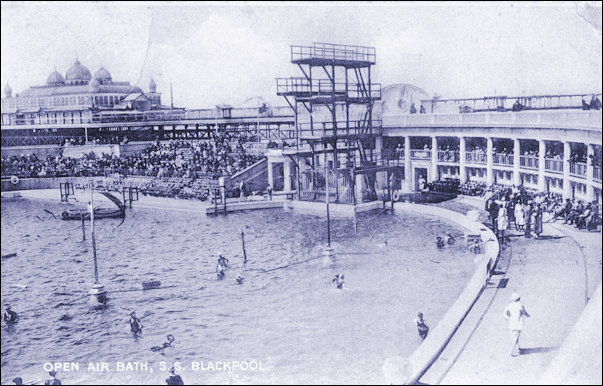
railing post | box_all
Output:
[513,138,521,186]
[563,141,572,199]
[486,137,493,186]
[538,139,546,192]
[586,143,595,201]
[459,136,466,183]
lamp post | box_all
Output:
[88,180,107,306]
[323,158,335,263]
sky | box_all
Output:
[1,1,601,109]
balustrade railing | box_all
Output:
[465,151,487,164]
[519,156,539,170]
[492,153,514,166]
[437,150,460,162]
[544,159,564,173]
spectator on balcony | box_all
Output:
[410,103,417,114]
[419,105,426,114]
[589,95,601,110]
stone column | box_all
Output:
[431,136,438,182]
[375,135,386,189]
[586,143,595,201]
[486,137,493,186]
[563,141,572,199]
[355,173,364,203]
[538,139,546,192]
[459,136,466,183]
[404,135,411,191]
[283,158,292,192]
[513,138,521,186]
[267,160,274,189]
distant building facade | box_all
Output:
[1,59,163,126]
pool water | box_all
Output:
[1,198,475,384]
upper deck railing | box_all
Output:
[422,93,602,113]
[276,78,381,100]
[298,119,382,139]
[2,106,296,128]
[383,110,602,131]
[290,43,376,65]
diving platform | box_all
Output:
[298,120,382,141]
[276,78,381,103]
[290,43,376,68]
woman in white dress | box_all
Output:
[498,205,509,246]
[514,202,525,231]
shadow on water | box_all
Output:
[519,346,557,355]
[397,192,458,204]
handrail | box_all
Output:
[383,110,602,131]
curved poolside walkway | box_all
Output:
[418,197,602,385]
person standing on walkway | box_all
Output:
[239,180,247,202]
[534,203,543,238]
[497,205,509,247]
[488,198,499,234]
[504,292,531,357]
[524,202,533,238]
[514,201,525,231]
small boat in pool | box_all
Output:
[61,192,126,220]
[61,207,124,220]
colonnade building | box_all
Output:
[267,85,602,204]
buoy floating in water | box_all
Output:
[142,280,161,290]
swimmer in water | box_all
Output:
[129,311,143,334]
[416,312,429,340]
[12,377,23,385]
[151,334,175,352]
[217,254,230,269]
[469,240,481,254]
[3,305,18,323]
[44,371,62,385]
[236,275,244,284]
[436,236,445,249]
[165,366,184,385]
[333,274,344,289]
[445,232,456,245]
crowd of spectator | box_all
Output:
[2,134,263,181]
[581,95,602,111]
[61,135,129,147]
[486,185,600,232]
[427,178,460,194]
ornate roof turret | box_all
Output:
[4,82,13,98]
[47,70,65,86]
[149,77,157,93]
[93,66,112,84]
[65,59,92,85]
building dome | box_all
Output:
[93,66,112,84]
[4,83,12,98]
[65,59,92,84]
[47,70,65,86]
[149,77,157,93]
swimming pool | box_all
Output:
[1,198,475,384]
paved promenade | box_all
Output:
[419,197,602,385]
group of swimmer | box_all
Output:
[436,232,456,249]
[332,274,344,289]
[10,371,61,385]
[216,253,244,284]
